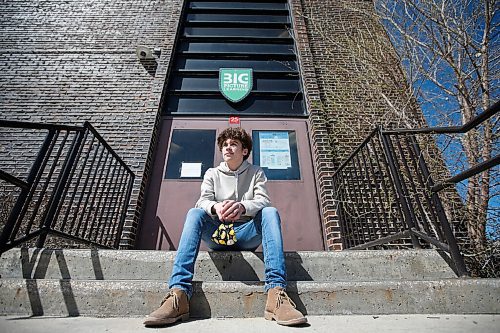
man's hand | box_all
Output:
[214,200,245,222]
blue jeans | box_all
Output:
[169,207,287,298]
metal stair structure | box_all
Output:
[0,248,498,317]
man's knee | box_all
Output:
[185,208,207,226]
[187,207,205,216]
[262,206,279,217]
[261,207,281,224]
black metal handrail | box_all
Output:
[332,101,499,277]
[0,120,135,254]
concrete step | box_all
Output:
[0,278,498,317]
[0,248,457,281]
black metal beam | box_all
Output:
[431,154,500,192]
[0,169,28,190]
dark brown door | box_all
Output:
[136,117,325,251]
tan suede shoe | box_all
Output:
[143,288,189,326]
[264,287,307,326]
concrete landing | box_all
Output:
[0,315,498,333]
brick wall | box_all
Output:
[1,0,445,251]
[291,0,430,249]
[0,0,183,248]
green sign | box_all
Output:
[219,68,253,103]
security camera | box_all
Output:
[136,46,155,60]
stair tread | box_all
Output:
[0,248,458,281]
[1,248,498,317]
[1,277,498,317]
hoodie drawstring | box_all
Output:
[235,171,239,200]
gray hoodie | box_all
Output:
[195,160,271,221]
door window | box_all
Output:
[251,130,300,180]
[164,129,216,179]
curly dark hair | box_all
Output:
[217,127,252,160]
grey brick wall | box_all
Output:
[0,0,183,248]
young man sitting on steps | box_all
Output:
[143,127,307,327]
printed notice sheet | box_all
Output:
[180,162,202,178]
[259,132,291,169]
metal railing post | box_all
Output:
[379,129,421,247]
[408,135,469,276]
[36,129,85,248]
[0,130,56,251]
[113,172,134,249]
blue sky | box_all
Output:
[379,0,499,240]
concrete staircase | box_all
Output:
[0,248,498,317]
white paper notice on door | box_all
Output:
[180,162,202,178]
[259,132,291,169]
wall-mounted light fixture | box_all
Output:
[136,46,161,76]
